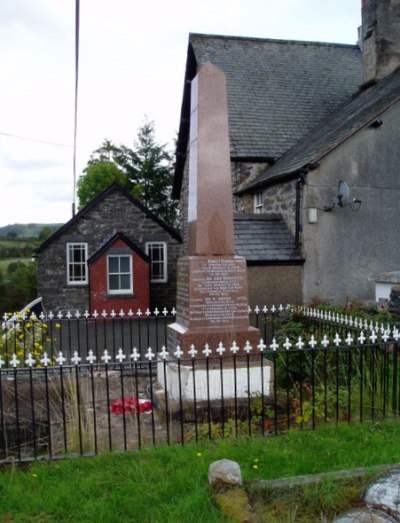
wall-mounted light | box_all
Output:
[308,208,318,223]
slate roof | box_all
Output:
[173,33,362,198]
[234,214,304,264]
[36,183,181,253]
[237,68,400,193]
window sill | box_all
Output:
[106,294,135,299]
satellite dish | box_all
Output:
[336,180,350,207]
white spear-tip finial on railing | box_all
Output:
[40,352,51,367]
[258,339,267,352]
[244,340,252,353]
[369,331,378,344]
[309,335,317,349]
[146,347,155,361]
[130,347,140,362]
[216,342,226,356]
[270,338,279,351]
[358,331,366,344]
[333,333,342,347]
[174,345,183,359]
[101,350,112,364]
[230,341,239,354]
[56,352,66,366]
[25,353,35,367]
[86,350,96,364]
[159,346,169,359]
[345,333,353,346]
[203,344,212,357]
[71,351,81,365]
[283,338,292,351]
[321,335,330,348]
[188,344,197,358]
[116,348,126,363]
[11,353,20,367]
[295,337,305,350]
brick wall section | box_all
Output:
[89,238,150,314]
[37,188,181,313]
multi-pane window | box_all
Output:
[107,255,133,294]
[254,191,264,213]
[67,243,88,285]
[146,242,167,282]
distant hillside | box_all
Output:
[0,223,63,239]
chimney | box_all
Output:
[361,0,400,83]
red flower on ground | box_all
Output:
[110,397,152,415]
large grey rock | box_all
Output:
[363,470,400,518]
[208,459,243,486]
[333,508,397,522]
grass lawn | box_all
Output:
[0,419,400,522]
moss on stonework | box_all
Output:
[213,486,259,523]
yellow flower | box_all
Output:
[253,465,258,469]
[196,452,202,457]
[56,323,61,329]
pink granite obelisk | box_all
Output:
[168,62,260,355]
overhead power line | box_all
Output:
[0,131,74,149]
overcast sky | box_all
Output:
[0,0,362,227]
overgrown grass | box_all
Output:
[1,419,400,522]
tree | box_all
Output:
[131,119,177,227]
[38,226,53,242]
[77,161,128,210]
[77,120,179,228]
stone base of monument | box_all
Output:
[156,354,273,406]
[167,322,262,357]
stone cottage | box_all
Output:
[36,183,181,313]
[174,0,400,306]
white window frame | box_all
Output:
[146,242,167,283]
[107,255,133,295]
[66,242,88,285]
[254,191,264,214]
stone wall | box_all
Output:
[242,179,297,237]
[247,265,302,308]
[37,189,181,313]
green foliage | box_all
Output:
[77,160,128,209]
[77,118,179,228]
[38,226,53,242]
[0,223,62,239]
[0,262,37,314]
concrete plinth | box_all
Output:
[157,355,272,402]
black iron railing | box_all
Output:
[1,326,399,463]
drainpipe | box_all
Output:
[295,173,306,249]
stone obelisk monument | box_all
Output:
[168,62,260,355]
